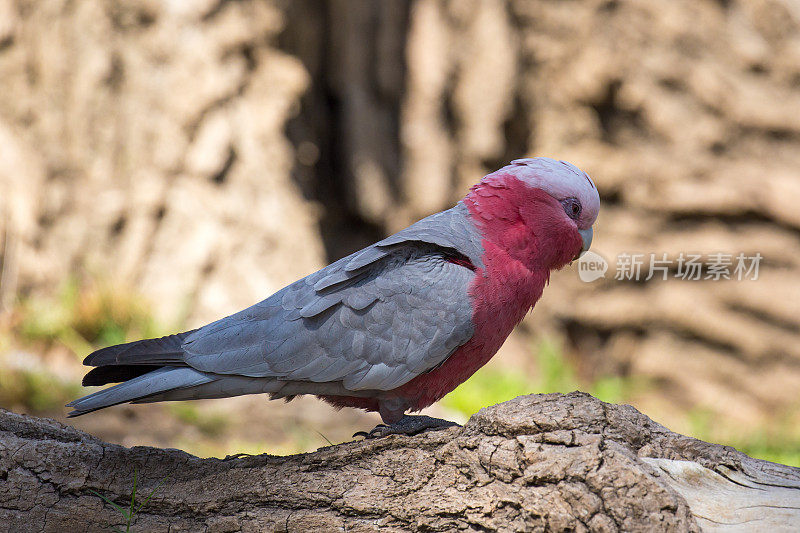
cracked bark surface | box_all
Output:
[2,392,799,532]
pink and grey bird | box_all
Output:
[68,158,600,437]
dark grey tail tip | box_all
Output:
[64,400,81,417]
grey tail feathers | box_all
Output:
[82,330,196,367]
[66,366,214,417]
[80,330,197,386]
[68,329,200,416]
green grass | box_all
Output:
[534,339,577,393]
[442,338,638,416]
[15,278,163,355]
[0,278,166,413]
[0,366,82,412]
[735,440,800,467]
[441,368,532,416]
[686,406,800,467]
[90,468,168,532]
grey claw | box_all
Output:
[354,416,459,440]
[353,424,389,439]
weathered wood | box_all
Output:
[642,458,800,532]
[1,392,798,532]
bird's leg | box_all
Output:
[353,398,460,439]
[353,415,460,439]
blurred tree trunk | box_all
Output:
[2,393,799,532]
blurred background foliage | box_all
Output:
[1,0,799,464]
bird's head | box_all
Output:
[464,157,600,271]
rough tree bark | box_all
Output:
[1,392,799,532]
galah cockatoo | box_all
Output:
[68,157,599,437]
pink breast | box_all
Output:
[396,246,549,409]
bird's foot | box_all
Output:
[353,415,460,439]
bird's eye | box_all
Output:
[561,198,582,220]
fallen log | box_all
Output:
[1,392,799,531]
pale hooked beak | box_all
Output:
[578,227,593,256]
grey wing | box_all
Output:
[377,203,483,268]
[181,249,476,392]
[312,202,484,292]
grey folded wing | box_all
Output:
[182,246,477,392]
